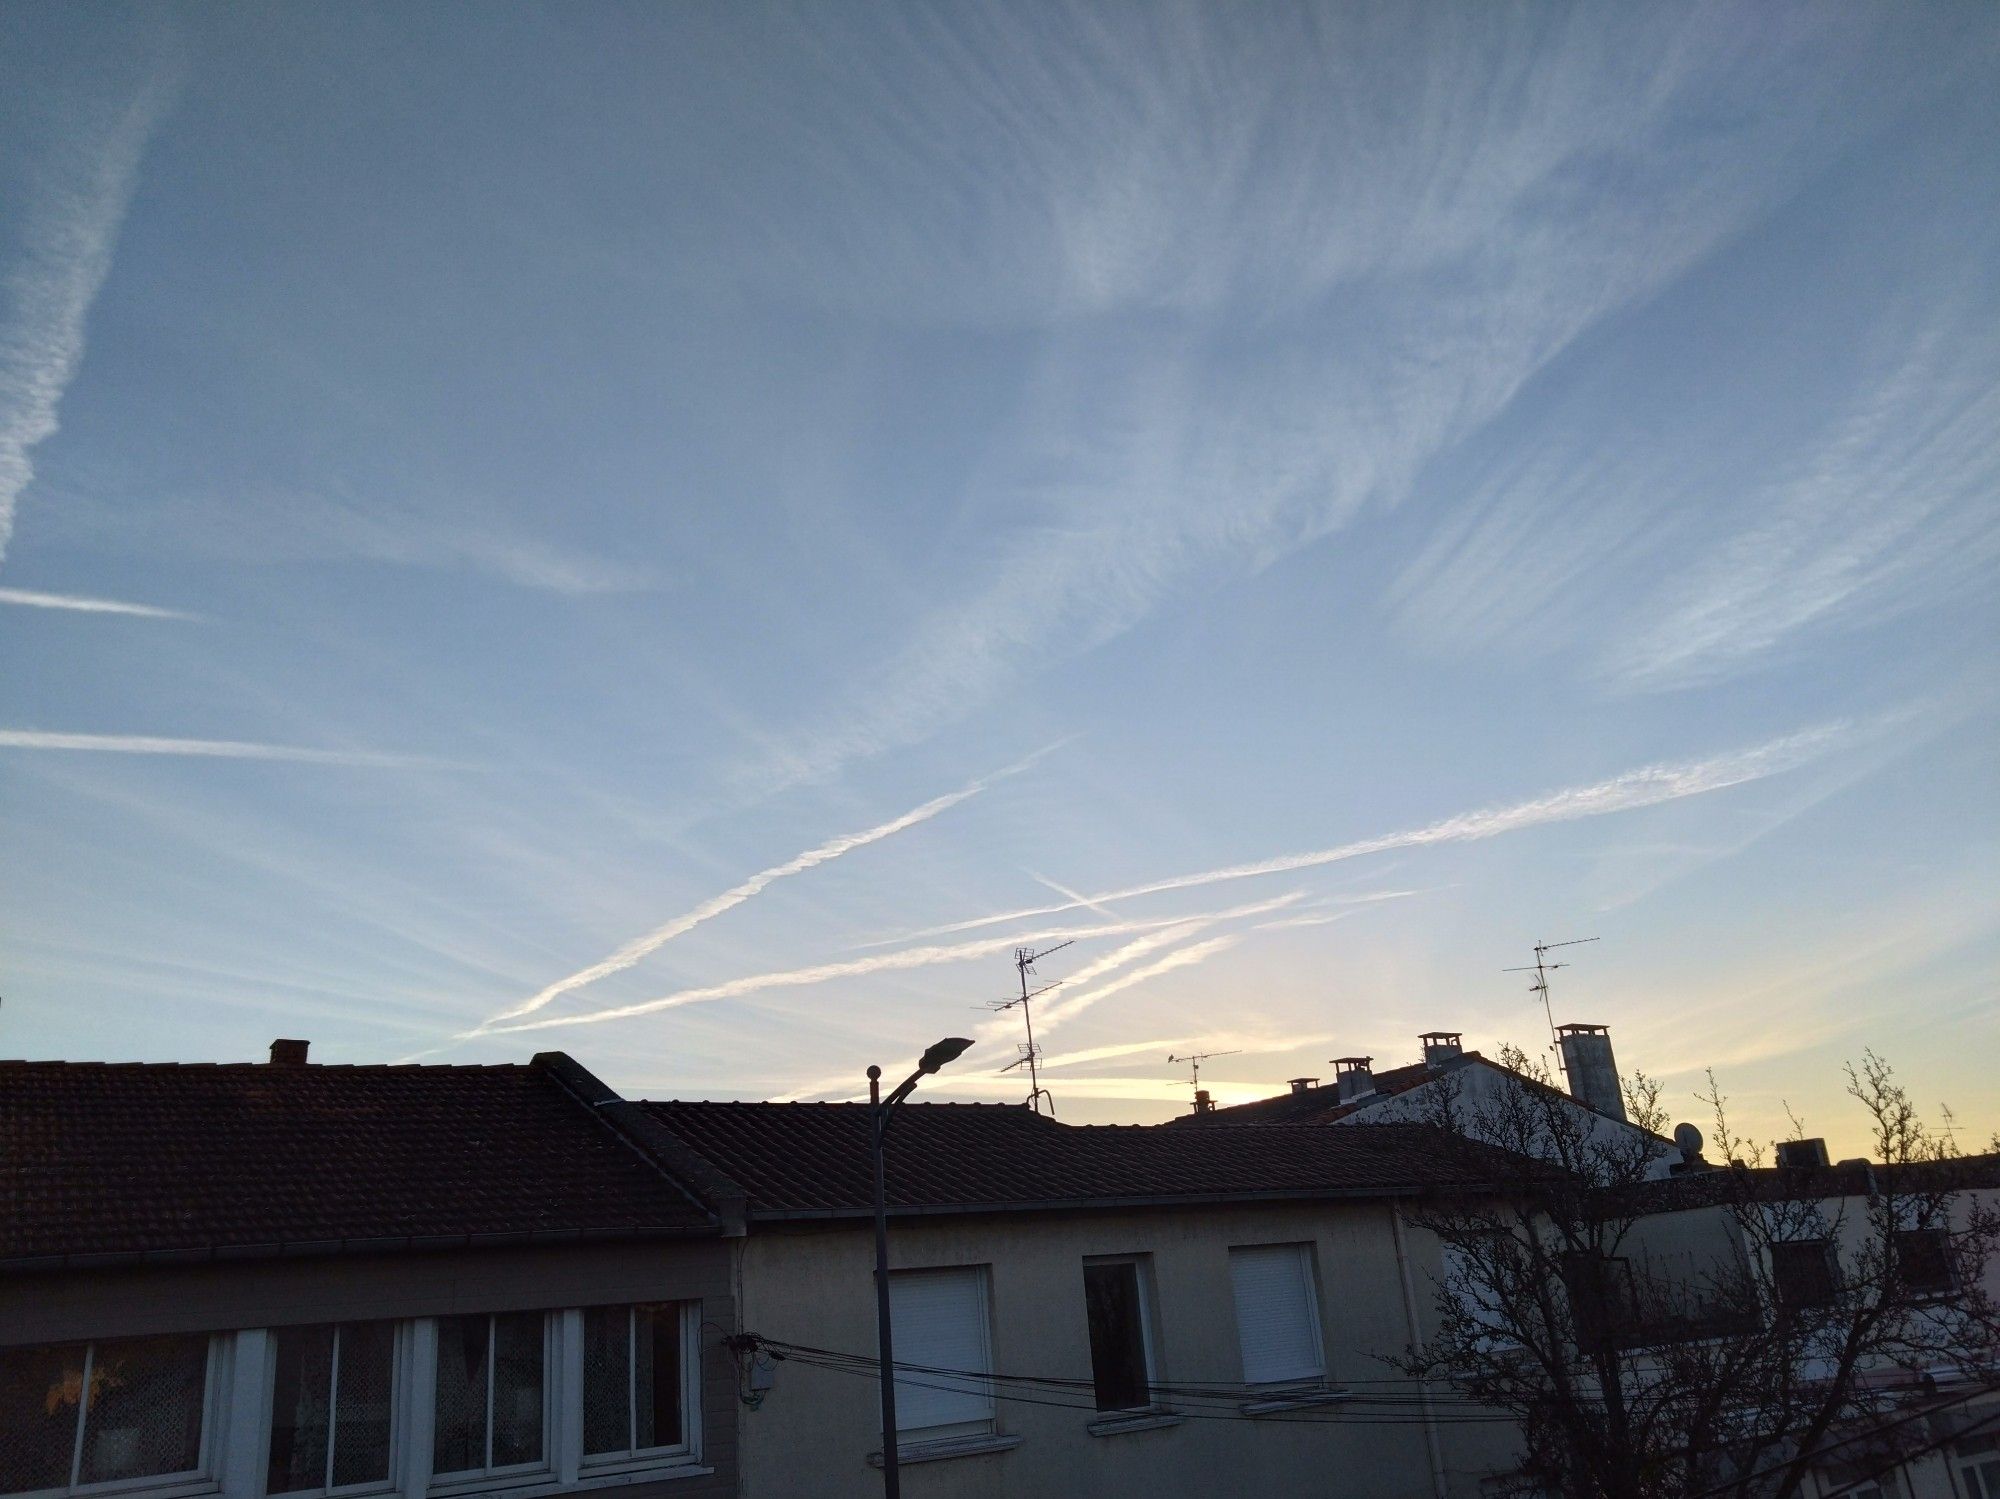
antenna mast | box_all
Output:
[1504,937,1599,1056]
[989,942,1071,1117]
[1167,1049,1241,1098]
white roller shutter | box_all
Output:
[887,1266,994,1435]
[1229,1243,1325,1386]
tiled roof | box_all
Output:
[0,1057,715,1267]
[1167,1058,1444,1126]
[641,1100,1498,1218]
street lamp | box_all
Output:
[869,1036,973,1499]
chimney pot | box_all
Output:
[1287,1076,1319,1096]
[1192,1088,1214,1116]
[269,1038,310,1066]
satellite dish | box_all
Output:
[1673,1122,1704,1157]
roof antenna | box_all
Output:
[1167,1049,1240,1099]
[989,942,1070,1117]
[1504,937,1599,1058]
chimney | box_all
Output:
[1287,1076,1320,1096]
[1775,1138,1830,1171]
[1332,1056,1374,1104]
[1420,1031,1463,1067]
[1554,1024,1625,1122]
[1192,1089,1214,1116]
[269,1038,311,1066]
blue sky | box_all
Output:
[2,2,1995,1154]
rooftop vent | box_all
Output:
[269,1038,310,1066]
[1288,1077,1320,1096]
[1775,1138,1831,1171]
[1332,1056,1374,1104]
[1420,1031,1463,1067]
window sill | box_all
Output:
[430,1465,714,1498]
[1087,1408,1182,1437]
[866,1433,1023,1468]
[1240,1387,1351,1416]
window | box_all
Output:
[267,1323,396,1495]
[431,1313,546,1480]
[1441,1243,1519,1351]
[1960,1431,2000,1499]
[0,1335,215,1497]
[1081,1258,1155,1412]
[1228,1243,1325,1387]
[1769,1240,1838,1312]
[1893,1229,1954,1297]
[581,1305,690,1463]
[1559,1252,1640,1352]
[886,1267,994,1440]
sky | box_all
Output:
[2,1,1996,1157]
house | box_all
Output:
[0,1043,743,1499]
[1174,1026,1686,1180]
[639,1097,1523,1499]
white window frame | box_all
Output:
[1,1334,231,1499]
[886,1266,997,1444]
[573,1304,701,1476]
[1080,1255,1160,1413]
[420,1313,555,1495]
[1228,1242,1328,1391]
[260,1322,406,1499]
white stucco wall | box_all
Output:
[732,1200,1519,1499]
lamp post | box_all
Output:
[870,1036,973,1499]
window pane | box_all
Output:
[330,1323,395,1489]
[1895,1230,1953,1295]
[78,1335,207,1484]
[431,1316,490,1475]
[0,1344,85,1494]
[1772,1241,1837,1310]
[489,1314,544,1468]
[581,1308,630,1456]
[267,1326,336,1494]
[633,1305,682,1450]
[1082,1263,1150,1411]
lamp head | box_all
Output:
[918,1037,975,1075]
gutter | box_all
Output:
[743,1181,1496,1223]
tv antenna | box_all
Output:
[1505,937,1599,1055]
[987,941,1070,1117]
[1167,1049,1240,1097]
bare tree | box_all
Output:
[1394,1048,2000,1499]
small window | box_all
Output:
[431,1313,547,1479]
[886,1267,995,1441]
[581,1304,691,1462]
[268,1322,397,1494]
[1228,1243,1325,1387]
[1441,1242,1519,1351]
[1081,1257,1155,1412]
[1893,1229,1954,1297]
[0,1335,214,1496]
[1769,1240,1838,1312]
[1960,1435,2000,1499]
[1560,1252,1639,1352]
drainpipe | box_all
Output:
[1391,1203,1449,1499]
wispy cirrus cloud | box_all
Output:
[476,742,1066,1032]
[0,69,173,561]
[0,586,191,619]
[0,729,435,766]
[887,725,1849,943]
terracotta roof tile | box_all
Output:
[0,1059,713,1265]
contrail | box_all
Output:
[482,893,1303,1037]
[0,587,191,619]
[477,743,1067,1032]
[882,725,1848,942]
[1034,934,1243,1034]
[0,729,432,765]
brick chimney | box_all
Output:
[269,1038,311,1066]
[1332,1056,1374,1104]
